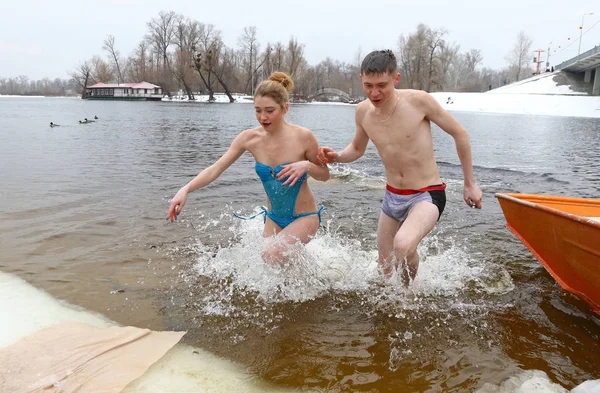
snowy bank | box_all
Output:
[433,92,600,118]
[488,72,587,96]
[162,92,252,103]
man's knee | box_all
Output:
[393,236,418,259]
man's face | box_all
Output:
[360,72,400,108]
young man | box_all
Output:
[318,50,482,285]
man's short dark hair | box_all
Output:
[360,50,398,75]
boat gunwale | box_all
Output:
[495,193,600,229]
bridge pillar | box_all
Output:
[594,66,600,96]
[584,70,592,83]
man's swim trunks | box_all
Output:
[381,183,446,222]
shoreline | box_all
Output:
[2,91,599,118]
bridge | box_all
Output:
[556,45,600,95]
[310,87,352,103]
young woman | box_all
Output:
[167,72,329,265]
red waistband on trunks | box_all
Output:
[386,182,447,195]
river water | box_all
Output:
[1,97,599,392]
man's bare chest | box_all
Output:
[363,112,425,146]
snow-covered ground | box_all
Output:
[432,71,599,118]
[488,71,586,95]
[162,92,252,103]
[432,92,600,118]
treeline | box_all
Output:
[396,24,533,92]
[0,76,78,96]
[4,11,534,98]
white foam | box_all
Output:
[192,216,513,310]
[328,164,386,189]
[475,370,600,393]
[0,271,295,392]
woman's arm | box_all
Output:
[304,131,330,181]
[277,129,330,186]
[167,131,248,221]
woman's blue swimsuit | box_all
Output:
[234,162,325,229]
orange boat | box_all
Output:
[496,193,600,315]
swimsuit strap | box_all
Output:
[294,206,327,223]
[233,206,268,223]
[234,205,327,225]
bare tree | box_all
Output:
[506,31,533,82]
[103,35,125,84]
[193,23,225,100]
[438,42,460,90]
[426,28,447,92]
[397,25,430,90]
[465,49,483,72]
[146,10,178,93]
[272,42,285,71]
[206,47,235,102]
[351,45,363,97]
[90,56,115,83]
[172,16,201,99]
[238,26,260,94]
[128,41,151,82]
[70,61,93,98]
[286,36,305,77]
[192,51,214,101]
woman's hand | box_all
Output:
[167,188,188,221]
[277,161,311,187]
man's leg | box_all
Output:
[377,211,401,277]
[393,201,439,285]
[262,215,320,266]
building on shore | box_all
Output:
[85,82,162,101]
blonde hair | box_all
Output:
[254,72,294,108]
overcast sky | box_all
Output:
[1,0,599,80]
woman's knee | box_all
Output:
[261,244,285,266]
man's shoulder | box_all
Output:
[399,89,436,112]
[355,99,370,116]
[399,89,430,101]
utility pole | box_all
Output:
[578,13,594,60]
[546,42,552,71]
[534,49,545,74]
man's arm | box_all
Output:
[320,104,370,164]
[420,92,483,208]
[304,131,331,181]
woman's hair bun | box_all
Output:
[269,72,294,92]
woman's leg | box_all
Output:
[261,215,320,265]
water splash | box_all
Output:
[187,211,514,314]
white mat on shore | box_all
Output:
[0,321,185,393]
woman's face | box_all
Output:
[254,95,288,131]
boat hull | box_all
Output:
[496,193,600,315]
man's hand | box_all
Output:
[464,184,483,209]
[317,147,339,165]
